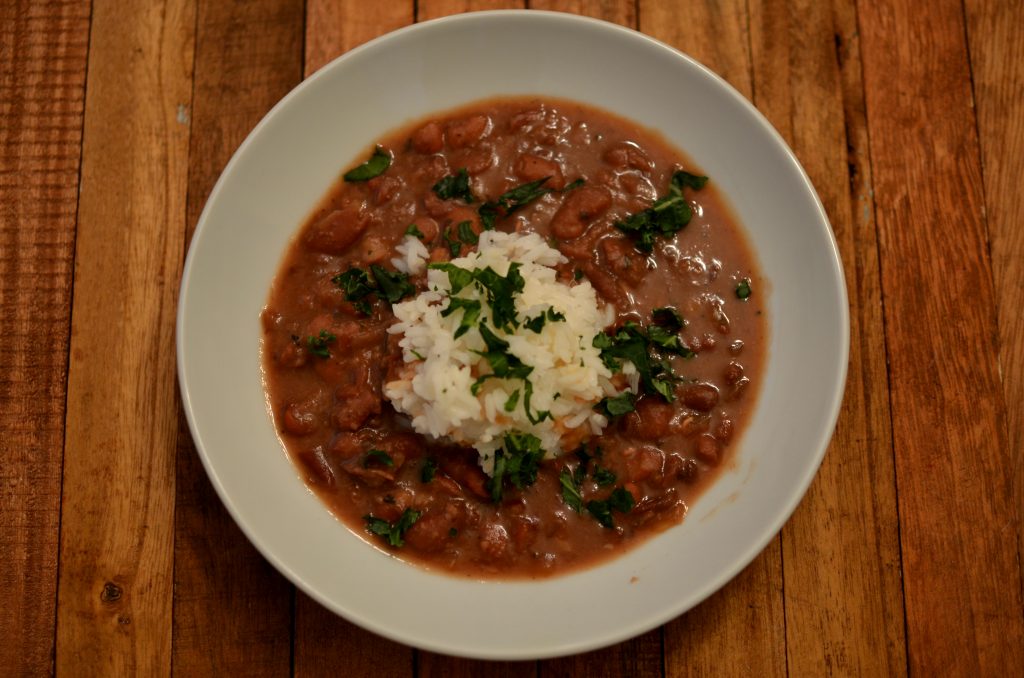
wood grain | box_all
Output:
[295,3,417,675]
[529,0,635,25]
[963,0,1024,608]
[641,5,786,676]
[171,1,303,675]
[747,0,907,673]
[417,0,525,21]
[53,0,196,674]
[418,652,536,678]
[858,0,1024,673]
[0,0,90,674]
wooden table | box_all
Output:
[3,0,1022,675]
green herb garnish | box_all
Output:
[522,379,552,424]
[473,263,524,331]
[478,177,551,229]
[586,487,635,528]
[440,297,481,339]
[595,391,636,417]
[559,468,584,513]
[405,223,425,239]
[370,265,415,304]
[471,324,534,395]
[363,509,421,547]
[433,168,475,203]
[332,268,375,314]
[306,329,336,358]
[343,145,391,182]
[592,466,617,488]
[488,432,545,502]
[442,226,462,257]
[652,306,685,332]
[614,170,708,252]
[504,389,521,412]
[524,307,566,333]
[421,458,438,483]
[456,220,478,245]
[427,262,473,294]
[363,449,394,468]
[562,178,585,192]
[736,278,752,300]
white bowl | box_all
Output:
[177,10,848,660]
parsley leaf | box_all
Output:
[471,324,533,395]
[433,168,475,203]
[363,508,421,547]
[363,449,393,468]
[370,265,415,304]
[489,432,545,502]
[421,458,438,483]
[456,220,478,245]
[427,262,473,294]
[614,170,708,252]
[473,264,524,331]
[586,487,635,528]
[560,468,584,512]
[478,177,551,229]
[405,223,425,239]
[647,324,691,356]
[524,306,566,333]
[595,391,636,417]
[343,145,391,182]
[522,379,552,424]
[306,329,335,358]
[504,389,521,412]
[440,297,481,339]
[562,178,585,192]
[592,466,617,487]
[652,306,685,333]
[736,277,752,300]
[332,268,375,315]
[442,226,462,257]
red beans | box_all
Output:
[304,203,370,254]
[623,396,675,440]
[515,153,565,189]
[282,403,318,436]
[446,114,489,149]
[411,121,444,153]
[551,186,611,239]
[695,434,721,465]
[681,383,720,412]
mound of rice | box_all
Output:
[384,230,633,474]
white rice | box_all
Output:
[384,230,632,474]
[391,234,429,275]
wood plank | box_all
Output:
[0,0,90,673]
[417,0,525,21]
[858,0,1024,673]
[171,1,303,675]
[746,0,908,674]
[418,652,536,678]
[529,0,635,26]
[305,1,412,77]
[295,3,416,675]
[640,5,786,676]
[54,0,196,674]
[963,0,1024,606]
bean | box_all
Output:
[446,114,489,149]
[411,121,444,153]
[515,153,565,189]
[682,383,720,412]
[551,186,611,239]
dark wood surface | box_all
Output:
[2,1,1021,675]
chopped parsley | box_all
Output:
[404,223,426,239]
[440,297,481,339]
[559,468,584,513]
[614,170,708,252]
[343,145,391,182]
[594,314,695,401]
[521,380,552,424]
[595,391,636,417]
[592,466,617,487]
[524,307,566,333]
[363,449,393,468]
[433,168,475,203]
[586,487,635,528]
[736,277,752,300]
[562,178,585,192]
[478,177,552,230]
[504,389,521,412]
[488,432,545,502]
[364,509,420,547]
[652,306,685,332]
[473,264,524,331]
[442,226,462,257]
[306,329,335,358]
[457,220,478,245]
[573,268,585,281]
[420,458,438,483]
[471,324,534,395]
[331,265,414,314]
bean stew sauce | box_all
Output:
[261,98,766,578]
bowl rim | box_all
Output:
[177,8,849,659]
